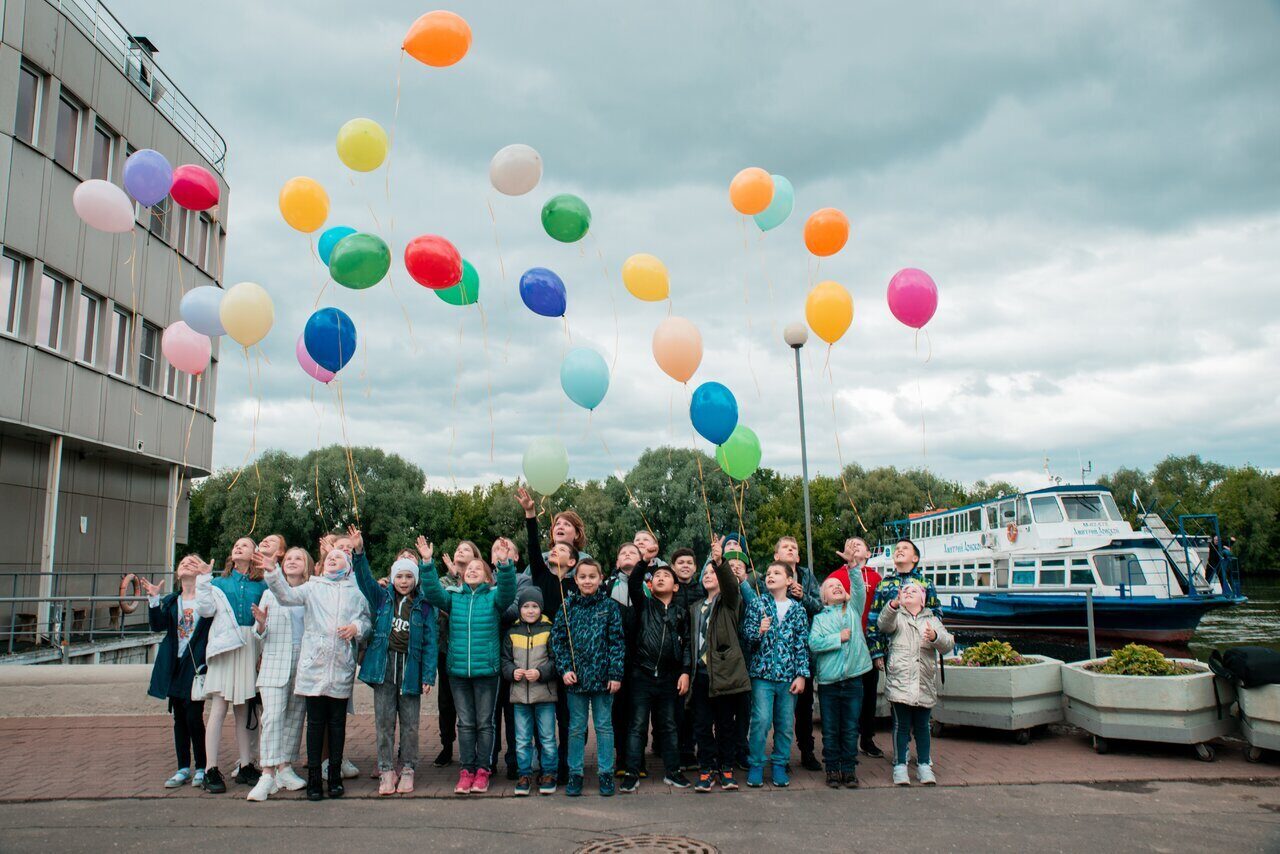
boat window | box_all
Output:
[975,570,992,586]
[1070,558,1096,585]
[1000,500,1015,524]
[1062,495,1107,521]
[986,505,998,529]
[1031,497,1064,523]
[957,513,967,533]
[969,508,983,530]
[1093,553,1138,586]
[962,572,975,586]
[1039,558,1065,585]
[1101,493,1123,521]
[1016,497,1032,526]
[949,572,961,586]
[945,516,954,535]
[1012,560,1036,586]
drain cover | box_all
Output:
[576,835,718,854]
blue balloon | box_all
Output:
[122,148,173,207]
[690,381,739,446]
[179,285,225,337]
[560,347,610,411]
[519,267,567,318]
[303,307,357,373]
[318,226,357,266]
[754,175,794,232]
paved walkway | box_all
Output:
[1,712,1277,802]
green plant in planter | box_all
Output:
[1087,643,1196,676]
[957,640,1030,667]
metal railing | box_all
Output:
[2,572,160,656]
[51,0,227,171]
[946,588,1098,659]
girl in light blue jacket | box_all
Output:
[808,575,872,788]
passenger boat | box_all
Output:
[868,485,1245,644]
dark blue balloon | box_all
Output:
[303,307,357,373]
[690,381,739,446]
[519,267,567,318]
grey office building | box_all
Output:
[0,0,228,661]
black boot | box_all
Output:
[433,744,453,767]
[327,761,345,798]
[306,766,324,802]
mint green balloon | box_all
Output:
[435,259,479,306]
[523,437,569,495]
[715,424,762,480]
[329,232,390,289]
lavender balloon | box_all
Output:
[123,149,174,207]
[179,286,226,337]
[295,333,335,384]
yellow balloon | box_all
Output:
[622,253,670,302]
[279,177,329,233]
[336,118,389,172]
[805,280,854,345]
[219,282,274,347]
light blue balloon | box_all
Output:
[753,174,794,232]
[318,226,357,266]
[560,346,610,411]
[179,286,226,337]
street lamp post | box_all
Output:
[784,322,815,573]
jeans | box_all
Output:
[373,680,421,771]
[514,702,558,777]
[794,673,815,754]
[748,679,796,769]
[859,666,880,745]
[818,678,863,773]
[691,672,741,772]
[891,702,932,766]
[451,674,499,772]
[170,697,206,770]
[567,691,614,777]
[305,695,349,775]
[626,670,680,776]
[611,676,633,768]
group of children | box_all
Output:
[146,486,954,801]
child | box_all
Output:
[877,581,953,786]
[144,554,212,789]
[809,575,872,789]
[246,546,313,801]
[431,539,478,768]
[264,545,371,801]
[420,537,518,795]
[828,536,885,758]
[502,588,559,796]
[195,536,268,794]
[356,540,438,796]
[633,530,667,567]
[742,561,810,788]
[668,547,702,769]
[619,555,691,793]
[608,542,643,607]
[773,535,823,771]
[550,559,625,797]
[490,538,521,781]
[607,541,642,771]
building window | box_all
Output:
[196,214,211,269]
[54,93,82,171]
[138,321,159,389]
[186,370,200,406]
[37,272,67,350]
[0,253,24,335]
[91,122,116,181]
[15,64,42,145]
[76,289,102,365]
[173,208,188,255]
[164,363,186,399]
[109,307,130,376]
[148,196,170,241]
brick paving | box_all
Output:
[1,713,1277,802]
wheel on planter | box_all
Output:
[1014,729,1032,746]
[930,720,944,738]
[1194,742,1215,762]
[1093,736,1109,755]
[1246,745,1264,764]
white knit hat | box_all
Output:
[390,558,420,587]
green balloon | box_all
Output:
[328,233,391,289]
[523,437,569,495]
[716,425,762,481]
[541,193,591,243]
[435,259,480,306]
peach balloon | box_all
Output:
[652,316,703,384]
[729,167,774,215]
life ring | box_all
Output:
[119,573,143,614]
[1006,523,1019,544]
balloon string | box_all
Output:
[595,427,657,540]
[166,374,201,554]
[684,385,714,541]
[476,302,496,461]
[308,385,332,530]
[728,476,761,592]
[126,229,143,418]
[914,328,934,364]
[334,380,362,524]
[486,197,511,363]
[226,346,259,493]
[826,360,868,533]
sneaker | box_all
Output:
[619,772,639,793]
[566,774,584,797]
[514,775,532,797]
[164,768,191,788]
[454,769,474,794]
[637,767,648,779]
[861,741,885,759]
[916,762,936,786]
[695,772,714,793]
[471,768,491,794]
[844,771,860,789]
[799,752,822,772]
[233,763,262,786]
[378,770,398,796]
[276,766,307,792]
[341,758,359,779]
[825,770,842,789]
[599,773,615,797]
[538,773,557,795]
[505,764,519,781]
[396,768,415,794]
[746,766,764,788]
[664,771,692,789]
[720,769,738,791]
[893,764,910,786]
[433,745,454,767]
[247,773,278,802]
[191,769,206,788]
[771,764,790,788]
[202,767,227,794]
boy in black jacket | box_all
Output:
[669,547,702,769]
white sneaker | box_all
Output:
[892,764,910,786]
[246,773,278,802]
[916,763,936,786]
[192,769,206,787]
[341,758,359,779]
[164,768,191,788]
[276,766,307,791]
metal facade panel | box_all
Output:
[43,165,82,278]
[100,376,132,448]
[0,44,20,135]
[25,348,69,431]
[0,336,29,420]
[53,17,92,100]
[131,390,159,459]
[19,0,54,73]
[66,365,103,439]
[4,141,44,254]
[92,52,127,133]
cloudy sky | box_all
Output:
[117,0,1279,492]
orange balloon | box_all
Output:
[403,11,472,68]
[652,316,703,384]
[729,167,774,215]
[804,208,850,257]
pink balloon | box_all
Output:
[170,164,220,211]
[161,321,211,375]
[73,179,135,233]
[296,333,335,384]
[887,268,938,329]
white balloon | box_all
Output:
[489,144,543,196]
[180,286,226,337]
[73,180,135,234]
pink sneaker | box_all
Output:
[471,768,491,794]
[378,770,398,796]
[454,769,474,794]
[396,768,415,794]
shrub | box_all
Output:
[1086,643,1196,676]
[956,640,1032,667]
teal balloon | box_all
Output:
[523,437,569,495]
[541,193,591,243]
[715,425,762,480]
[753,175,794,232]
[560,346,609,411]
[435,259,480,306]
[329,233,390,289]
[318,225,356,265]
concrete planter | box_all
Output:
[1238,684,1280,761]
[933,656,1064,743]
[1062,658,1236,761]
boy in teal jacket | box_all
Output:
[809,574,872,789]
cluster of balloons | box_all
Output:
[161,281,276,382]
[73,149,219,234]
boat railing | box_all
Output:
[1122,557,1177,599]
[0,571,159,660]
[947,588,1100,659]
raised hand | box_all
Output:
[346,525,364,554]
[250,552,270,573]
[442,553,457,578]
[336,623,359,641]
[139,576,166,598]
[252,602,269,632]
[758,615,772,636]
[836,537,858,564]
[318,534,336,559]
[515,486,536,518]
[787,579,804,599]
[415,535,434,562]
[710,535,724,564]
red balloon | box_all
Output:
[404,235,462,290]
[170,164,219,211]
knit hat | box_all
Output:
[723,532,748,558]
[518,587,545,609]
[390,558,419,587]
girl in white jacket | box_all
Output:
[265,546,371,801]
